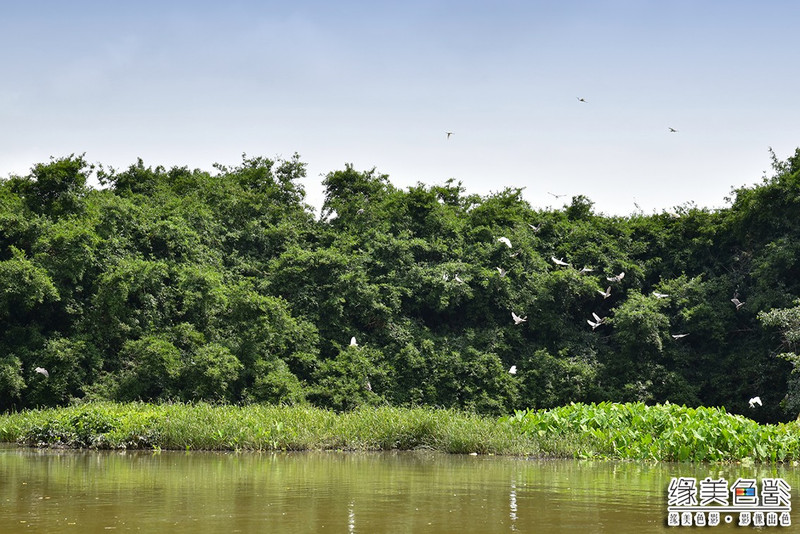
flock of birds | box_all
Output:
[340,209,761,408]
[494,233,756,406]
[359,208,758,407]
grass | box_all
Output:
[0,402,542,455]
[2,401,799,462]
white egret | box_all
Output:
[508,365,517,375]
[498,237,512,248]
[350,337,358,347]
[731,298,745,310]
[598,286,612,299]
[551,256,570,267]
[587,312,606,330]
[548,192,565,199]
[443,273,449,281]
[34,367,49,378]
[671,333,689,339]
[579,266,594,274]
[607,272,625,283]
[511,312,527,325]
[496,267,507,277]
[454,274,465,283]
[749,396,762,408]
[653,292,669,298]
[528,223,541,232]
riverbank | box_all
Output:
[1,401,799,462]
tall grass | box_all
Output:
[0,402,541,455]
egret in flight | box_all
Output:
[498,237,512,248]
[598,286,612,299]
[749,396,762,408]
[511,312,527,325]
[508,365,517,375]
[731,298,745,310]
[671,333,689,339]
[587,312,606,330]
[35,367,49,378]
[607,272,625,283]
[496,267,507,277]
[551,256,570,267]
[653,292,669,299]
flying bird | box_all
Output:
[671,333,689,339]
[35,367,49,378]
[496,267,507,277]
[653,292,670,299]
[731,298,745,310]
[511,312,527,325]
[454,274,465,283]
[579,266,594,274]
[749,396,762,408]
[508,365,517,375]
[577,97,587,103]
[350,337,358,347]
[442,273,449,281]
[668,127,678,133]
[548,192,566,199]
[598,286,612,299]
[528,223,541,232]
[446,131,454,139]
[497,236,512,248]
[587,312,606,330]
[551,256,570,267]
[607,272,625,283]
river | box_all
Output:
[1,445,796,532]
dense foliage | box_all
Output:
[2,150,800,421]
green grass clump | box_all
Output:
[501,401,800,462]
[0,402,542,454]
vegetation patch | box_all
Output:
[502,401,800,462]
[2,401,800,463]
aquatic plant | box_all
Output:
[501,401,800,462]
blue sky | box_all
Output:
[2,1,799,215]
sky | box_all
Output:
[2,0,799,216]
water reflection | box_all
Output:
[0,445,796,533]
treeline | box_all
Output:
[1,150,800,421]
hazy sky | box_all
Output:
[2,1,799,216]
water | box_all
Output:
[1,444,797,533]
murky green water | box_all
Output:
[0,444,796,532]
